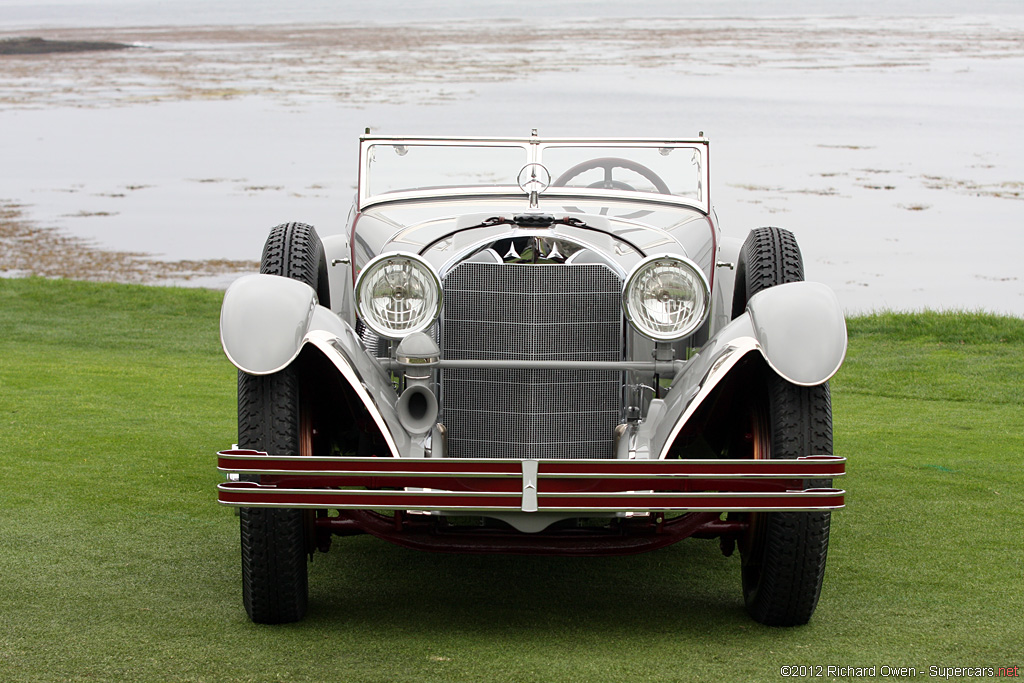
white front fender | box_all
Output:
[645,280,846,460]
[746,281,847,386]
[220,273,408,458]
[220,273,329,375]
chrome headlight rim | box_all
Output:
[622,254,711,341]
[354,251,442,340]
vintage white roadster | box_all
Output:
[217,132,847,626]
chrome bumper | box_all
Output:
[217,450,845,513]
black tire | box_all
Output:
[734,227,833,627]
[732,225,803,320]
[260,222,330,309]
[237,222,326,624]
[238,368,309,624]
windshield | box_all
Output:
[359,137,709,213]
[365,143,525,198]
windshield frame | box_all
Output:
[357,135,711,214]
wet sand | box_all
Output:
[2,19,1022,109]
[0,202,255,286]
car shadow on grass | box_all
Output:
[303,534,748,633]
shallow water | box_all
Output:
[1,14,1022,313]
[4,0,1023,29]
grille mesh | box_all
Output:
[441,262,622,459]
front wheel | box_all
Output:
[733,226,833,626]
[237,222,327,624]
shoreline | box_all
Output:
[2,201,1018,318]
[0,202,255,288]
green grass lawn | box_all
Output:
[1,278,1021,682]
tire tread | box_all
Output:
[736,226,833,627]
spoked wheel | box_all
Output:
[237,222,328,624]
[733,226,834,626]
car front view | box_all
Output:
[217,133,848,626]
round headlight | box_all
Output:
[623,255,710,341]
[355,252,442,339]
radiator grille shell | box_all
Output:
[441,262,622,459]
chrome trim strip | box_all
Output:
[219,468,523,478]
[535,472,843,480]
[217,452,845,479]
[535,489,846,513]
[537,490,843,499]
[217,482,845,512]
[364,187,707,214]
[218,483,520,510]
[362,135,709,143]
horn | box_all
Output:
[396,384,438,435]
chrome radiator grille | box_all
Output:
[441,262,622,459]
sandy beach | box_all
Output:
[2,16,1022,312]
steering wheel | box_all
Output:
[552,157,671,195]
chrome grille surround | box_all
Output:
[441,262,622,459]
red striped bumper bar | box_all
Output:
[217,450,845,513]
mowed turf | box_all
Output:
[1,278,1021,682]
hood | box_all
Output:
[352,198,715,280]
